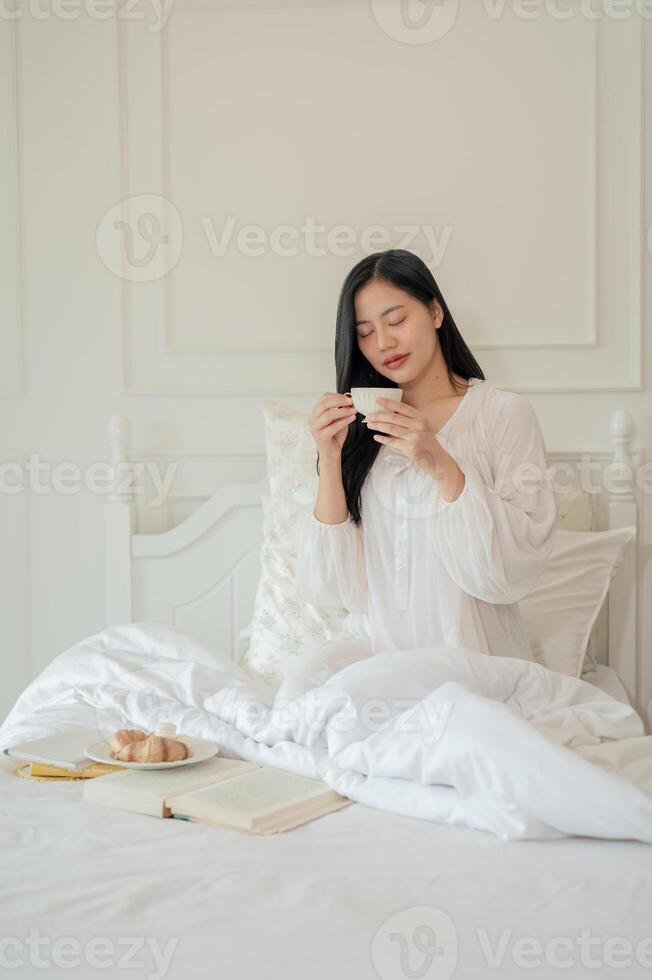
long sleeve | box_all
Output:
[431,390,557,604]
[294,508,368,612]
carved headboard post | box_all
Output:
[105,413,135,626]
[607,410,638,717]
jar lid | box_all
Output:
[153,722,177,737]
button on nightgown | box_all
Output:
[294,378,558,661]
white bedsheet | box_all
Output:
[2,749,652,980]
[3,624,652,980]
[2,624,652,845]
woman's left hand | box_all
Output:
[363,397,445,477]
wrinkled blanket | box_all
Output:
[1,624,651,844]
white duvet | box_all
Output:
[1,623,652,844]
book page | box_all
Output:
[83,757,261,817]
[169,767,332,822]
[103,757,259,797]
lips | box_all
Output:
[384,353,409,368]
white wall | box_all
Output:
[1,0,650,723]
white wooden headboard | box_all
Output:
[105,412,269,664]
[105,410,643,722]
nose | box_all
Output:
[375,325,396,351]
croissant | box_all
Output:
[114,734,190,763]
[108,728,148,755]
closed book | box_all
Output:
[167,766,352,834]
[83,757,260,818]
[5,729,104,770]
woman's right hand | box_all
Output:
[308,392,357,458]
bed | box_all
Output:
[1,407,651,980]
[102,407,645,721]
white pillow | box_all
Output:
[551,487,601,672]
[518,526,636,677]
[553,488,595,533]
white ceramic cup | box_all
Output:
[153,722,178,737]
[350,387,404,417]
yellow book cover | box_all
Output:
[28,761,122,779]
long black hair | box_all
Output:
[318,248,484,526]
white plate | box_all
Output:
[85,736,220,770]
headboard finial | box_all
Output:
[108,413,130,451]
[609,409,636,500]
[611,409,634,445]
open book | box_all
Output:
[83,756,352,832]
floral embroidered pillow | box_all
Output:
[240,402,352,689]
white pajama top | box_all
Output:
[294,377,558,661]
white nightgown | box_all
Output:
[293,377,558,662]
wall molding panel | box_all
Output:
[114,3,644,396]
[0,21,24,398]
[0,451,30,721]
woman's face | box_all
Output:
[354,279,443,382]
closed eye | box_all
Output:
[358,318,406,339]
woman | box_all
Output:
[293,248,557,679]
